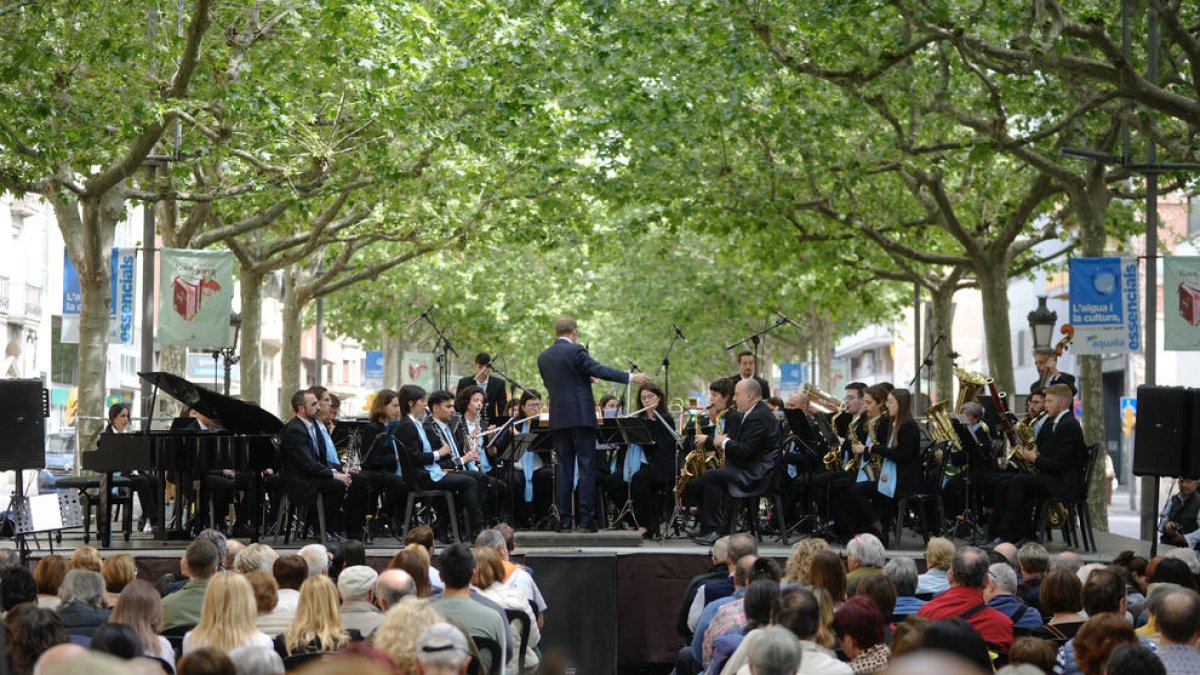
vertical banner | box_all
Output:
[363,350,385,389]
[61,249,81,344]
[1069,257,1141,355]
[778,363,808,394]
[109,247,136,345]
[157,249,235,348]
[401,351,436,391]
[1165,256,1200,350]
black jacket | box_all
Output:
[722,401,780,498]
[280,417,333,498]
[1033,412,1086,499]
[871,417,923,500]
[456,375,509,422]
[727,374,772,400]
[536,338,629,431]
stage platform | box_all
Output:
[4,525,1161,674]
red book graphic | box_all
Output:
[171,274,223,321]
[409,362,429,380]
[1180,282,1200,327]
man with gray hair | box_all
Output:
[918,546,1014,651]
[297,543,330,577]
[338,565,383,636]
[687,533,757,633]
[984,562,1043,633]
[56,569,110,636]
[678,535,731,638]
[1016,541,1049,611]
[747,626,802,675]
[1050,551,1082,574]
[374,568,416,611]
[846,533,886,595]
[884,557,926,616]
[415,622,473,675]
[228,645,285,675]
[233,543,279,574]
[475,528,547,626]
[1151,587,1200,673]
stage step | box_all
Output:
[516,530,645,549]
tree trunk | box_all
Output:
[382,326,404,389]
[809,310,834,391]
[280,267,306,416]
[975,262,1016,394]
[929,283,956,404]
[1072,172,1113,532]
[239,270,265,405]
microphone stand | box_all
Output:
[726,315,788,383]
[655,328,683,402]
[417,310,458,391]
[909,334,946,415]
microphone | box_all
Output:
[775,311,802,329]
[626,358,641,372]
[672,323,688,343]
[406,306,432,330]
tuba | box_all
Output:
[954,368,993,411]
[925,400,964,478]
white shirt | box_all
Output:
[430,565,445,592]
[505,566,548,613]
[182,630,272,655]
[1051,409,1069,431]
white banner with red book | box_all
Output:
[157,249,235,348]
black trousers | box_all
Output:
[990,473,1057,540]
[122,472,160,527]
[510,465,553,526]
[602,467,662,531]
[420,472,484,535]
[288,476,347,533]
[552,427,599,527]
[362,470,408,523]
[684,467,744,534]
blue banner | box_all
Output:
[1069,257,1141,355]
[62,249,81,315]
[110,248,136,344]
[779,362,809,394]
[363,350,385,387]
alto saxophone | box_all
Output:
[675,405,716,496]
[822,410,845,472]
[845,414,883,481]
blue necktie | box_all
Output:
[416,419,445,482]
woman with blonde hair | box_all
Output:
[782,538,830,584]
[34,554,68,609]
[101,553,136,607]
[474,546,540,673]
[183,571,272,654]
[388,544,432,598]
[71,545,102,573]
[370,596,442,675]
[275,575,359,658]
[110,579,174,663]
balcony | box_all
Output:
[0,277,9,314]
[24,284,41,319]
[9,195,39,220]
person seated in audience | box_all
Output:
[1,565,38,612]
[919,618,992,672]
[257,554,307,636]
[1104,643,1166,675]
[227,645,285,675]
[35,554,69,610]
[918,547,1014,653]
[702,558,783,669]
[71,546,103,573]
[56,569,112,637]
[992,542,1018,568]
[1051,551,1083,574]
[176,647,235,675]
[1140,587,1200,671]
[889,615,931,660]
[745,626,802,675]
[233,544,280,576]
[1016,543,1050,612]
[8,604,70,674]
[1030,568,1086,645]
[1072,613,1137,675]
[708,579,779,675]
[726,585,851,675]
[690,554,757,672]
[687,534,758,635]
[297,543,331,578]
[915,538,953,596]
[390,544,434,599]
[109,579,175,665]
[157,531,227,599]
[884,558,926,617]
[1006,636,1058,673]
[833,596,890,674]
[845,534,886,596]
[404,525,445,592]
[370,596,443,674]
[337,566,384,638]
[855,575,897,635]
[475,529,547,628]
[782,538,831,587]
[374,569,415,612]
[245,570,279,623]
[809,550,848,606]
[430,544,508,675]
[473,546,541,674]
[1053,566,1153,675]
[101,554,136,608]
[414,623,474,675]
[182,572,272,654]
[984,562,1044,635]
[274,575,361,659]
[680,537,732,639]
[162,540,219,630]
[90,623,144,661]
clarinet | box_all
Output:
[432,419,464,471]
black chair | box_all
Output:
[1035,443,1100,552]
[397,444,464,543]
[270,446,327,544]
[57,474,135,544]
[159,624,193,661]
[470,635,504,675]
[727,453,789,544]
[504,608,531,672]
[893,490,944,549]
[282,652,336,671]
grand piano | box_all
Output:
[82,371,281,546]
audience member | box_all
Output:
[1149,558,1196,590]
[57,568,111,636]
[1071,613,1135,675]
[846,534,886,595]
[430,544,508,674]
[1016,543,1050,611]
[679,535,732,638]
[182,572,272,654]
[226,645,285,675]
[693,554,758,669]
[232,544,279,575]
[176,648,235,675]
[1053,552,1083,574]
[709,579,778,675]
[1032,568,1085,644]
[916,538,953,596]
[297,543,331,577]
[687,533,759,636]
[8,604,70,675]
[30,642,87,675]
[257,554,306,635]
[1135,581,1180,641]
[703,558,782,667]
[746,626,802,675]
[833,596,890,673]
[34,554,69,610]
[163,539,219,630]
[855,575,897,623]
[341,539,367,569]
[809,550,848,604]
[224,540,244,572]
[475,528,547,625]
[245,570,279,617]
[390,544,434,598]
[370,596,442,675]
[993,542,1017,567]
[1052,566,1139,675]
[2,565,39,611]
[338,565,384,637]
[889,615,931,660]
[883,652,989,675]
[1151,587,1200,672]
[414,622,472,675]
[90,622,144,660]
[1104,643,1166,675]
[783,538,830,586]
[109,579,174,664]
[919,618,992,672]
[473,546,540,673]
[100,554,136,607]
[1007,636,1057,672]
[918,546,1014,652]
[375,569,416,612]
[1163,547,1200,576]
[884,558,926,617]
[70,546,102,573]
[274,574,358,659]
[404,525,445,591]
[985,562,1044,634]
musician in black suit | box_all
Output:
[691,378,780,545]
[359,388,409,528]
[490,390,554,525]
[389,385,485,538]
[456,352,508,423]
[728,351,772,401]
[987,383,1086,544]
[601,383,677,537]
[1031,349,1077,396]
[536,316,650,531]
[279,390,351,537]
[452,385,511,519]
[426,389,496,524]
[845,388,923,544]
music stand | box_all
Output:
[781,410,836,540]
[607,417,655,529]
[523,429,562,530]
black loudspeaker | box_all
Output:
[0,379,47,471]
[1132,385,1197,477]
[525,553,617,675]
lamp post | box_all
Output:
[215,312,242,396]
[1027,296,1058,351]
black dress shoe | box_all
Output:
[693,532,719,546]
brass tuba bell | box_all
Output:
[954,368,993,411]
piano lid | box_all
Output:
[138,371,284,435]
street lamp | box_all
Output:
[1027,296,1057,351]
[210,312,242,395]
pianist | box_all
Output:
[103,403,160,532]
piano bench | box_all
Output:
[55,475,136,545]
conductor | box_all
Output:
[537,316,650,531]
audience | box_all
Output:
[747,626,802,675]
[845,534,886,595]
[375,568,416,612]
[472,546,541,673]
[782,538,830,587]
[833,596,890,673]
[297,544,331,578]
[1016,543,1050,611]
[919,618,992,672]
[915,538,953,596]
[687,533,759,634]
[257,554,306,635]
[1134,581,1179,641]
[227,645,285,675]
[176,648,235,675]
[1007,636,1058,672]
[404,525,445,592]
[371,596,442,675]
[71,546,103,573]
[101,554,136,607]
[390,544,434,598]
[1032,568,1086,644]
[855,575,897,625]
[884,558,926,617]
[1072,613,1136,675]
[414,622,472,675]
[338,565,384,637]
[475,528,547,625]
[274,574,359,659]
[90,622,145,660]
[57,568,112,636]
[163,540,219,630]
[809,550,848,605]
[709,579,779,675]
[1150,587,1200,672]
[109,579,175,664]
[429,543,508,675]
[984,562,1044,634]
[244,570,279,618]
[232,544,279,576]
[34,554,69,610]
[918,546,1014,652]
[2,565,39,612]
[8,604,70,675]
[680,535,733,638]
[183,572,272,654]
[1105,643,1166,675]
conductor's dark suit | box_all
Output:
[990,410,1085,541]
[536,337,631,528]
[279,416,347,528]
[690,400,780,534]
[456,375,508,422]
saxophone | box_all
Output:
[845,414,884,481]
[675,405,716,496]
[708,408,729,470]
[822,410,845,472]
